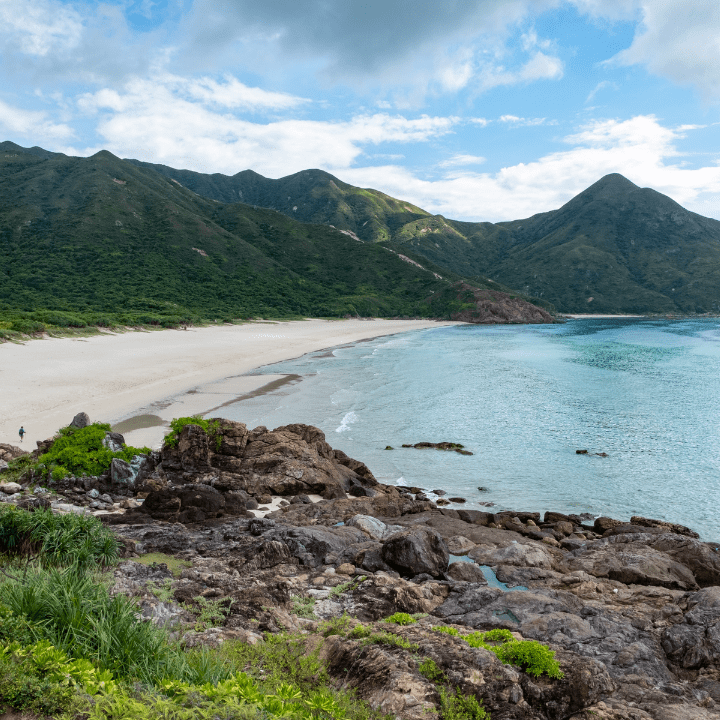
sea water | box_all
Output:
[219,318,720,540]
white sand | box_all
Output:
[1,319,457,450]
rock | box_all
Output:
[88,488,100,499]
[446,535,476,555]
[446,561,488,583]
[336,563,355,575]
[258,494,273,505]
[468,542,554,569]
[448,497,466,503]
[0,444,27,463]
[246,498,259,510]
[594,516,622,534]
[432,489,446,496]
[381,527,449,578]
[70,412,90,429]
[0,482,22,494]
[566,542,699,590]
[17,495,51,511]
[110,458,135,486]
[102,431,125,452]
[554,521,575,536]
[0,461,8,474]
[630,515,699,539]
[347,514,388,541]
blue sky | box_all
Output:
[2,0,720,221]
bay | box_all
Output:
[219,318,720,540]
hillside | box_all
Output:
[0,141,548,329]
[132,159,720,314]
[126,159,430,243]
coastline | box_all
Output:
[0,318,460,450]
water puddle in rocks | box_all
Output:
[448,555,528,592]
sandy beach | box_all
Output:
[0,319,457,451]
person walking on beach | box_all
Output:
[18,426,25,442]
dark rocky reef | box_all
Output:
[4,417,720,719]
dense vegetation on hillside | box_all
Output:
[132,157,720,314]
[0,141,508,330]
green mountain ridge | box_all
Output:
[128,156,720,314]
[0,141,525,326]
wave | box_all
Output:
[335,411,358,433]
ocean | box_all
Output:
[218,318,720,540]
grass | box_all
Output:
[0,504,118,571]
[133,552,192,578]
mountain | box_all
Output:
[457,174,720,314]
[0,141,546,328]
[126,159,430,243]
[138,159,719,314]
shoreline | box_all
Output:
[0,318,460,451]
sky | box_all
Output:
[2,0,720,221]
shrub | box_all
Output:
[0,566,190,683]
[383,612,416,625]
[433,625,563,679]
[163,416,222,450]
[493,639,564,679]
[419,657,445,683]
[37,422,149,480]
[438,687,488,720]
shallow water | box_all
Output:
[217,318,720,540]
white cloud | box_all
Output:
[439,154,487,167]
[338,116,720,221]
[0,0,83,56]
[478,50,564,91]
[74,75,461,176]
[0,99,74,140]
[582,0,720,101]
[585,80,618,103]
[499,114,550,125]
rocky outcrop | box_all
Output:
[433,282,556,324]
[4,415,720,718]
[156,421,379,501]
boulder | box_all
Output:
[446,561,488,583]
[69,412,90,429]
[0,482,22,494]
[566,542,698,590]
[0,461,8,474]
[0,444,27,463]
[102,432,125,452]
[110,458,135,486]
[446,535,476,555]
[381,527,449,578]
[347,514,388,541]
[468,542,554,569]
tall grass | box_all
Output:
[0,505,118,570]
[0,565,229,685]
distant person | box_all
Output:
[18,426,25,442]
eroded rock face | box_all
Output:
[382,527,449,578]
[157,421,378,501]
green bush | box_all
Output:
[438,686,488,720]
[432,625,563,679]
[163,416,222,450]
[36,422,149,480]
[383,612,416,625]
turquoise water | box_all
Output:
[220,319,720,540]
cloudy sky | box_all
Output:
[2,0,720,220]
